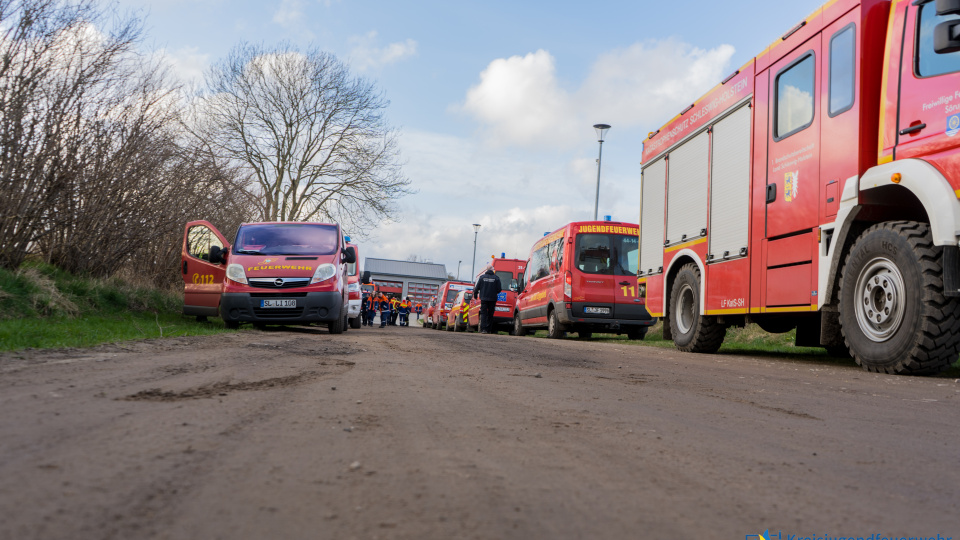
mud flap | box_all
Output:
[795,314,823,348]
[943,245,960,297]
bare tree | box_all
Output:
[196,42,412,233]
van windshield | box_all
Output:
[575,233,639,276]
[233,224,339,256]
[495,270,516,291]
[445,289,461,303]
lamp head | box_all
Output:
[593,123,611,142]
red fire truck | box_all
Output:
[466,256,526,333]
[639,0,960,374]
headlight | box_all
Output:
[226,263,247,285]
[348,282,360,292]
[310,263,337,284]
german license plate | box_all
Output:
[495,306,510,312]
[261,299,297,308]
[584,306,610,315]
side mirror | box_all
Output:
[935,19,960,54]
[342,246,357,264]
[517,280,525,294]
[209,245,226,264]
[937,0,960,15]
[361,270,372,284]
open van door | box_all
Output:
[182,220,230,317]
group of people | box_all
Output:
[361,293,423,328]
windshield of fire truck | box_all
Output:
[575,234,639,276]
[233,224,339,256]
[495,270,516,291]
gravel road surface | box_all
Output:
[1,325,958,540]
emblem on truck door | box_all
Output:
[784,171,799,202]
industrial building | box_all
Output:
[363,258,449,304]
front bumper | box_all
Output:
[221,292,344,324]
[348,298,361,318]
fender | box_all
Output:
[662,249,707,314]
[818,174,861,308]
[858,158,960,246]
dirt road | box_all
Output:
[1,325,958,540]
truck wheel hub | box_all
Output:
[855,257,905,342]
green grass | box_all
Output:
[0,261,236,351]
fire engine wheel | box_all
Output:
[349,317,361,329]
[839,221,960,375]
[670,263,725,353]
[329,314,346,334]
[512,313,529,336]
[446,319,455,331]
[546,309,565,339]
[454,318,464,332]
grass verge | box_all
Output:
[0,261,236,352]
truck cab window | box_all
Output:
[829,25,856,116]
[775,53,815,138]
[916,5,960,77]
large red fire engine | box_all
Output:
[640,0,960,374]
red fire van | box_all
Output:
[466,256,526,333]
[514,221,655,339]
[181,220,356,332]
[430,281,474,330]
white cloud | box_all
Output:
[272,0,304,27]
[348,31,417,71]
[460,39,736,149]
[155,46,210,86]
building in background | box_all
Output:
[363,258,448,304]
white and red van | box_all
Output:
[466,256,526,333]
[430,281,474,330]
[514,220,655,339]
[181,220,356,332]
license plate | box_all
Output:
[495,306,510,312]
[261,299,297,308]
[584,306,610,315]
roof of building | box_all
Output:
[364,258,448,280]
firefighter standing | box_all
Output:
[473,266,502,334]
[398,297,412,326]
[415,302,423,321]
[365,293,379,326]
[389,296,400,325]
[378,293,391,328]
[360,292,369,326]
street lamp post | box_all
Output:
[592,123,611,221]
[457,260,462,280]
[471,224,481,279]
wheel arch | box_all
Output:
[663,251,706,318]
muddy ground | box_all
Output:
[1,323,958,540]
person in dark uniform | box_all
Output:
[360,292,369,326]
[473,266,502,334]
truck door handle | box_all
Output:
[766,183,776,203]
[619,281,631,286]
[182,261,188,274]
[899,123,926,136]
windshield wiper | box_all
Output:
[236,249,262,254]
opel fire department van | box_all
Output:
[430,281,474,330]
[514,221,655,339]
[447,289,473,331]
[181,220,356,332]
[466,256,526,333]
[639,0,960,374]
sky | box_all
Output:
[115,0,827,280]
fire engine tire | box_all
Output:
[329,314,346,334]
[670,263,725,353]
[446,319,454,331]
[626,327,647,340]
[424,321,432,329]
[349,317,361,329]
[547,309,565,339]
[454,318,464,332]
[512,313,529,336]
[839,221,960,375]
[225,320,240,330]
